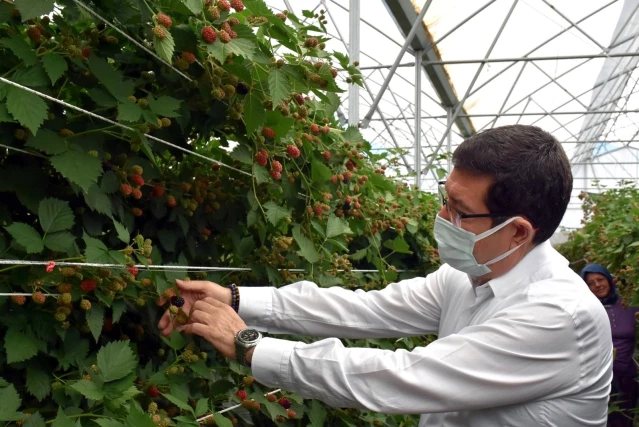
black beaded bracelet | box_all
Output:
[228,283,239,313]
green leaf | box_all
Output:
[70,379,104,400]
[86,304,105,343]
[0,3,14,24]
[0,102,13,122]
[87,88,117,108]
[95,420,125,427]
[26,365,51,402]
[39,198,74,233]
[182,0,203,14]
[51,409,76,427]
[84,185,112,217]
[293,225,320,264]
[207,38,256,62]
[263,201,291,226]
[100,171,120,194]
[50,149,103,193]
[113,220,130,243]
[87,56,134,102]
[42,53,68,85]
[43,231,76,253]
[0,384,22,421]
[5,328,38,363]
[309,399,327,427]
[163,393,194,414]
[326,214,353,238]
[161,331,186,350]
[5,223,43,254]
[84,232,111,263]
[350,248,368,261]
[109,386,141,407]
[195,398,209,417]
[25,129,68,155]
[0,34,37,66]
[244,90,265,134]
[97,341,137,382]
[229,145,253,165]
[13,65,49,87]
[112,300,127,323]
[24,412,46,427]
[392,236,413,254]
[213,413,233,427]
[268,68,291,108]
[125,404,156,427]
[14,0,55,21]
[148,95,181,118]
[117,101,142,122]
[311,158,332,182]
[154,30,175,64]
[252,164,269,184]
[5,85,47,135]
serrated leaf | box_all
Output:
[293,225,320,263]
[311,158,332,182]
[229,145,253,165]
[0,34,37,66]
[163,393,194,413]
[25,129,68,155]
[51,408,74,427]
[392,236,412,254]
[84,185,112,217]
[14,0,54,21]
[84,232,111,263]
[87,88,117,108]
[113,220,130,243]
[42,53,68,85]
[109,386,141,407]
[195,398,209,417]
[5,223,43,253]
[252,164,270,184]
[39,198,74,234]
[326,214,352,238]
[43,231,76,253]
[23,412,46,427]
[0,3,14,24]
[5,85,47,135]
[309,399,327,426]
[263,201,291,226]
[0,384,22,421]
[50,149,102,193]
[71,379,104,400]
[125,404,156,427]
[0,102,13,122]
[268,68,291,107]
[87,56,134,102]
[161,331,186,350]
[213,413,233,427]
[95,420,125,427]
[26,365,51,401]
[112,300,126,323]
[182,0,203,14]
[154,30,175,64]
[97,341,137,382]
[5,328,38,363]
[148,95,181,118]
[13,65,49,87]
[86,304,104,343]
[350,248,368,261]
[244,90,265,134]
[117,101,142,122]
[100,171,120,193]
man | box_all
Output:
[159,125,612,426]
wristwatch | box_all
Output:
[235,328,262,367]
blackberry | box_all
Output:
[171,296,185,307]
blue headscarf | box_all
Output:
[580,263,618,306]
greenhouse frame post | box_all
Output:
[349,0,360,126]
[414,50,422,188]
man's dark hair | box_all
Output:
[452,125,572,245]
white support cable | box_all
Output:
[0,77,252,178]
[0,143,47,158]
[0,293,60,297]
[71,0,194,82]
[196,389,282,423]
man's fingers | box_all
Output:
[176,279,212,293]
[192,299,223,315]
[189,308,214,325]
[158,311,170,329]
[202,297,225,307]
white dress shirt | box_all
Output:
[239,241,613,426]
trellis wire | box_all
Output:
[0,77,252,178]
[196,389,282,423]
[0,143,48,158]
[0,293,60,297]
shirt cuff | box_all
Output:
[252,337,298,388]
[238,286,273,327]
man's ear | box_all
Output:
[511,218,534,247]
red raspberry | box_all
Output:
[321,125,330,134]
[278,397,291,409]
[269,170,281,180]
[228,17,240,26]
[235,390,247,400]
[287,409,296,419]
[156,13,172,28]
[201,26,216,44]
[314,205,324,216]
[205,0,211,5]
[166,195,177,208]
[331,175,338,184]
[323,151,331,160]
[261,127,275,139]
[255,149,268,166]
[27,27,42,44]
[128,266,139,277]
[32,291,46,304]
[329,67,338,78]
[153,25,166,39]
[230,0,244,11]
[120,183,132,196]
[346,161,355,171]
[221,22,232,33]
[286,145,300,159]
[271,160,283,172]
[181,51,196,64]
[131,189,142,200]
[131,207,143,217]
[130,174,145,187]
[344,171,353,180]
[218,30,231,44]
[153,185,165,196]
[11,295,26,305]
[81,48,91,58]
[304,37,319,48]
[80,280,97,293]
[310,124,320,134]
[202,228,211,236]
[267,394,277,402]
[294,93,305,105]
[148,386,160,398]
[218,0,231,12]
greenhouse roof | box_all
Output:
[266,0,639,230]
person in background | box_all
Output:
[582,264,639,427]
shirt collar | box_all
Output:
[484,241,559,299]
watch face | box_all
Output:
[239,329,260,342]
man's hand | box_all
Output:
[158,280,232,337]
[179,297,247,360]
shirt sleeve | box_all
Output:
[251,301,583,414]
[238,266,448,339]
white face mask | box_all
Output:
[434,215,524,277]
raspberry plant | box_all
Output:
[0,1,440,425]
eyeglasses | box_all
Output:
[438,181,506,226]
